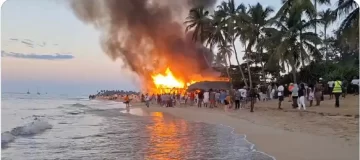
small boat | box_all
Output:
[37,88,40,95]
[27,89,30,94]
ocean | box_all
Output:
[1,93,275,160]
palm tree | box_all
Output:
[334,0,359,49]
[217,42,234,90]
[237,3,274,87]
[318,9,336,61]
[264,10,322,83]
[184,6,212,43]
[216,0,249,87]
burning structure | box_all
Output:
[69,0,227,93]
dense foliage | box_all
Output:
[185,0,359,88]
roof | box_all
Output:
[187,81,231,91]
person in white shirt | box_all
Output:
[145,93,150,108]
[203,90,210,108]
[328,81,334,100]
[238,87,247,108]
[277,84,284,109]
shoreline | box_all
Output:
[124,96,359,160]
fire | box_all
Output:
[152,68,185,88]
[150,67,228,94]
[151,68,196,94]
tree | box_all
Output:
[217,42,234,90]
[237,3,274,86]
[216,0,249,87]
[184,6,212,43]
[318,9,336,61]
[334,0,359,50]
[264,8,322,83]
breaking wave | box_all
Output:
[71,103,87,108]
[1,120,52,148]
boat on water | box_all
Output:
[37,88,40,95]
[27,89,30,94]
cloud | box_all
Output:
[9,38,18,41]
[1,51,74,60]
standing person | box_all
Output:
[234,89,241,110]
[314,80,323,106]
[209,89,216,108]
[277,83,284,109]
[124,95,130,107]
[239,87,247,109]
[333,77,343,108]
[224,92,231,110]
[190,92,195,106]
[215,90,220,107]
[288,83,294,102]
[342,79,348,98]
[308,84,315,107]
[145,93,150,108]
[351,78,359,95]
[267,84,272,100]
[197,90,204,108]
[291,84,299,108]
[203,90,210,108]
[297,83,306,110]
[328,80,334,100]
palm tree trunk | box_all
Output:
[291,61,297,84]
[232,40,248,87]
[226,55,234,91]
[324,25,328,61]
[244,45,253,89]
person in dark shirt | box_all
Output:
[197,90,204,108]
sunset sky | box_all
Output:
[1,0,340,95]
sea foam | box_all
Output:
[1,120,52,148]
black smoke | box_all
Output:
[69,0,217,84]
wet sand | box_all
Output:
[129,95,359,160]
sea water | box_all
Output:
[1,93,275,160]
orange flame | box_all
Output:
[152,68,185,89]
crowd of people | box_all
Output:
[89,77,358,112]
[138,77,358,111]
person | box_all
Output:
[342,79,348,98]
[215,91,221,106]
[209,89,216,108]
[277,83,284,109]
[145,93,150,108]
[197,90,204,108]
[234,89,241,110]
[308,84,315,107]
[291,84,299,108]
[203,90,210,108]
[351,78,359,95]
[333,77,342,108]
[239,87,247,109]
[224,92,231,110]
[328,80,334,100]
[220,90,226,104]
[267,84,272,100]
[288,83,294,102]
[124,95,130,107]
[297,83,306,110]
[314,81,323,106]
[190,92,195,106]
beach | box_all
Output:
[129,95,359,160]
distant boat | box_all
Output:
[37,88,40,95]
[27,89,30,94]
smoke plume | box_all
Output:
[69,0,217,88]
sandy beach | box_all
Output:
[125,95,359,160]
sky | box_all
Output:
[1,0,342,95]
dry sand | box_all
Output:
[127,95,359,160]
